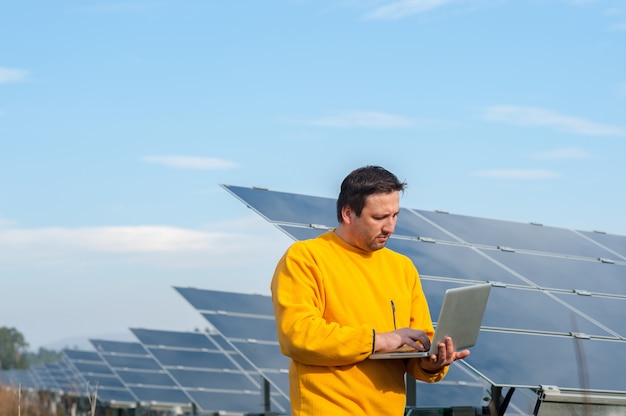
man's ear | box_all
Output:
[341,205,353,224]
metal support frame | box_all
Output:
[488,385,516,416]
[533,385,626,415]
[406,375,417,407]
[263,377,271,413]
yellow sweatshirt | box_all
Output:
[271,231,447,416]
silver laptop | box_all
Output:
[369,282,492,359]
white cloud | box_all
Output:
[0,226,218,253]
[141,155,238,169]
[365,0,453,19]
[483,106,626,137]
[0,215,18,228]
[531,147,592,160]
[0,215,292,350]
[0,216,291,270]
[0,67,28,83]
[473,169,560,179]
[303,110,414,128]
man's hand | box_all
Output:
[419,336,470,373]
[374,328,431,352]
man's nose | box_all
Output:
[382,217,396,234]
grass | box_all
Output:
[0,383,60,416]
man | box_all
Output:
[271,165,469,415]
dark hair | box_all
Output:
[336,165,407,223]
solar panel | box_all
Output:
[29,363,61,391]
[229,340,290,397]
[223,185,337,227]
[175,287,291,413]
[0,360,84,396]
[90,339,191,408]
[386,238,530,285]
[62,349,135,405]
[0,369,38,389]
[413,209,617,258]
[176,286,274,316]
[87,335,269,413]
[221,184,626,413]
[577,230,626,259]
[44,361,74,392]
[130,327,288,414]
[486,249,626,295]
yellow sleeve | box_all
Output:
[271,242,373,367]
[407,358,449,383]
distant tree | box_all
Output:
[25,347,62,366]
[0,326,29,370]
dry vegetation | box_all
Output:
[0,384,60,416]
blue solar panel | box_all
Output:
[200,314,278,343]
[421,279,614,337]
[231,341,290,371]
[150,348,237,370]
[71,361,114,375]
[90,339,191,407]
[175,287,291,410]
[578,230,626,259]
[413,209,617,258]
[45,361,74,392]
[91,339,148,355]
[103,354,164,371]
[221,184,626,412]
[469,331,626,391]
[114,370,175,386]
[228,339,290,396]
[130,328,288,414]
[486,249,626,295]
[386,238,529,285]
[166,368,256,390]
[223,185,337,226]
[176,286,274,316]
[277,224,327,241]
[62,349,135,404]
[551,292,626,338]
[29,364,60,391]
[0,369,38,389]
[131,328,215,350]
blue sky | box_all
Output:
[1,0,625,351]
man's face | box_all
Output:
[343,191,400,252]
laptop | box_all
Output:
[369,282,492,359]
